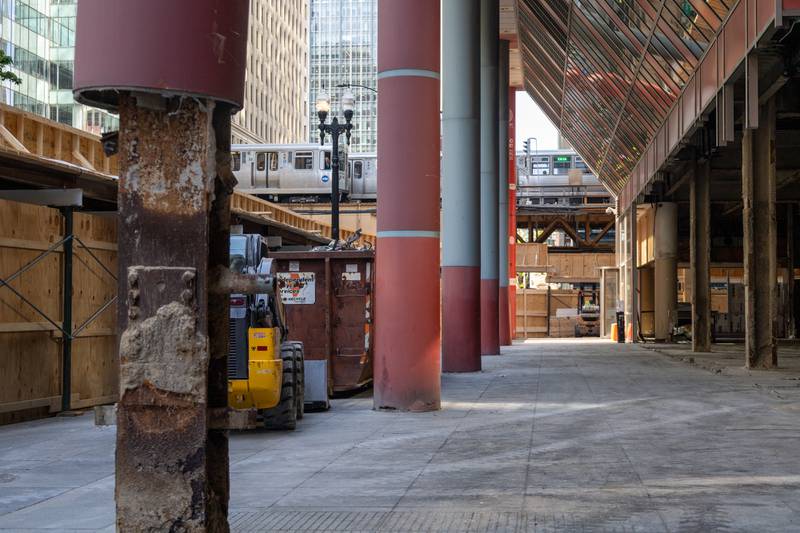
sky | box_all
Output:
[515,91,559,151]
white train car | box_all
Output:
[348,153,377,201]
[231,143,350,203]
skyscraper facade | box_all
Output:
[308,0,377,153]
[233,0,309,144]
[0,0,118,134]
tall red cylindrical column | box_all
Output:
[374,0,441,411]
[508,88,518,342]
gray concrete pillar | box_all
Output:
[691,161,712,351]
[498,39,511,346]
[654,202,678,341]
[442,0,481,372]
[742,96,777,368]
[627,203,639,342]
[480,0,500,355]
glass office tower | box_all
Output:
[0,0,118,134]
[308,0,377,153]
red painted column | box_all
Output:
[498,41,511,347]
[507,88,518,342]
[373,0,440,411]
[442,0,481,372]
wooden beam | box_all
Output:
[590,219,615,245]
[72,134,96,171]
[0,123,29,153]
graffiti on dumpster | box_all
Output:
[277,272,316,304]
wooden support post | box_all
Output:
[786,203,795,339]
[691,160,711,351]
[742,96,777,368]
[36,123,44,156]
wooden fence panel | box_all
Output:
[0,200,118,424]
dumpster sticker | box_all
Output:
[342,272,361,282]
[277,272,316,304]
[288,261,300,272]
[346,263,358,273]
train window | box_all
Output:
[553,155,571,174]
[354,161,363,179]
[232,152,241,171]
[530,155,550,175]
[268,152,278,171]
[321,151,332,170]
[294,151,313,170]
[256,152,266,171]
[574,157,589,170]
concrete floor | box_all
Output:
[1,339,800,532]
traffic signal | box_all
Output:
[523,139,530,156]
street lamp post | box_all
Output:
[316,90,354,245]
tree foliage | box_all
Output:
[0,50,22,85]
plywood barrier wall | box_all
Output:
[516,243,548,271]
[515,289,581,338]
[548,253,615,282]
[0,199,118,424]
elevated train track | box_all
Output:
[0,103,375,248]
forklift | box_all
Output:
[227,232,305,429]
[575,288,600,337]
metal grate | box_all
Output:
[228,317,249,379]
[230,510,650,532]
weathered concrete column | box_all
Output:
[480,0,500,355]
[691,161,712,351]
[498,40,511,346]
[786,204,796,339]
[742,97,777,368]
[374,0,441,409]
[654,202,678,341]
[442,0,481,372]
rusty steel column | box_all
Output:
[742,96,778,368]
[374,0,441,410]
[690,160,711,352]
[498,40,511,347]
[116,97,234,530]
[73,1,248,529]
[442,0,481,372]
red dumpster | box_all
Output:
[271,250,374,393]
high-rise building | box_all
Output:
[308,0,377,153]
[0,0,118,134]
[233,0,309,145]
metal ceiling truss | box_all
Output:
[516,0,788,203]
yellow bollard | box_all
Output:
[610,323,618,342]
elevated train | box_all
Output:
[232,143,377,203]
[515,149,612,206]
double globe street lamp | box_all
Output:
[315,89,355,245]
